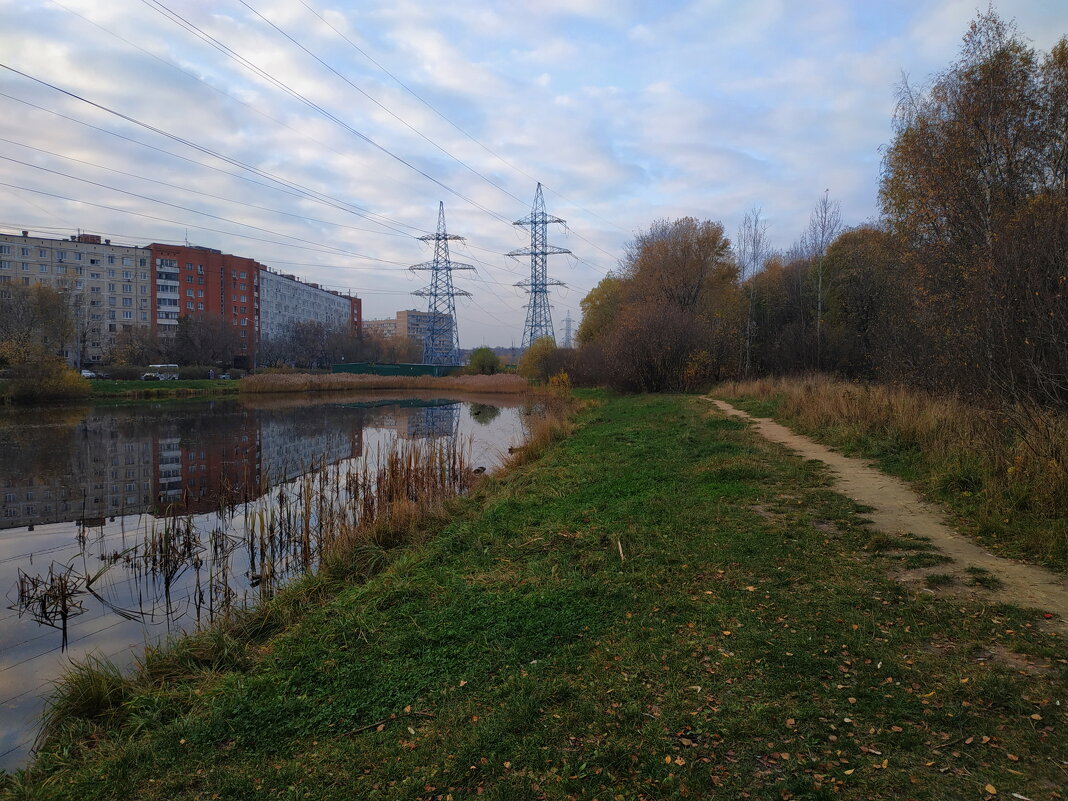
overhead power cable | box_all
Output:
[237,0,526,207]
[0,69,425,238]
[0,155,405,265]
[139,0,516,228]
[297,0,629,236]
[0,135,414,241]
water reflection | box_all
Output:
[0,392,525,769]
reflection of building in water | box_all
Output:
[1,417,155,529]
[0,402,447,529]
[367,403,460,440]
[259,416,362,485]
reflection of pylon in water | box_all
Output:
[410,202,474,365]
[410,404,460,439]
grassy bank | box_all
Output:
[714,376,1068,572]
[87,379,241,399]
[240,372,531,395]
[4,393,1065,800]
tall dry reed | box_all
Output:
[715,374,1068,563]
[240,372,532,395]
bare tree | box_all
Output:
[736,207,769,376]
[806,190,842,367]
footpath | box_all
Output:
[7,393,1065,801]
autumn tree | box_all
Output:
[467,346,500,375]
[881,10,1068,405]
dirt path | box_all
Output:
[708,398,1068,629]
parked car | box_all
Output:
[140,373,161,381]
[80,369,97,379]
[218,373,232,380]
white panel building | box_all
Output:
[0,231,153,366]
[258,269,356,342]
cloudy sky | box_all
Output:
[1,1,1065,347]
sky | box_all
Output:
[1,0,1065,348]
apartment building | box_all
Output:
[0,231,153,365]
[3,229,363,368]
[259,269,361,342]
[148,244,264,369]
[364,309,448,343]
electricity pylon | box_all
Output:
[410,202,473,365]
[562,312,574,349]
[509,183,570,348]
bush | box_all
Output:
[517,337,559,382]
[6,358,91,403]
[467,346,500,375]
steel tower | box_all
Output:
[561,312,574,349]
[410,202,473,365]
[509,183,570,348]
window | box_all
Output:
[38,249,47,258]
[122,311,132,320]
[108,297,116,306]
[139,258,146,267]
[196,290,204,298]
[75,266,84,275]
[107,255,115,264]
[90,272,101,280]
[122,297,132,307]
[122,256,133,266]
[90,258,99,265]
[186,289,193,297]
[197,302,204,311]
[107,268,115,277]
[240,271,246,278]
[36,263,45,273]
[0,246,10,255]
[240,283,246,291]
[140,311,148,321]
[20,247,28,257]
[107,283,116,292]
[186,301,194,310]
[122,270,132,280]
[240,306,246,314]
[107,310,115,320]
[75,252,83,261]
[186,275,193,284]
[197,277,204,285]
[140,271,147,280]
[241,318,247,326]
[196,265,203,274]
[57,250,66,260]
[122,284,131,293]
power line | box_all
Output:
[0,155,406,265]
[139,0,517,229]
[0,71,425,238]
[297,0,629,237]
[237,0,527,208]
[0,135,415,242]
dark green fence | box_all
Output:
[331,362,461,377]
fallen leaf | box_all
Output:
[985,784,997,795]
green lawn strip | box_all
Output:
[88,379,240,398]
[719,393,1068,573]
[11,394,1065,800]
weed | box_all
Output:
[965,565,1006,590]
[924,573,957,588]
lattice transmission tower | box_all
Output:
[561,312,574,349]
[509,183,570,348]
[410,202,473,365]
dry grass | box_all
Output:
[240,372,532,395]
[715,374,1068,565]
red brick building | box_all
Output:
[149,244,265,369]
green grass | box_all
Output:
[88,379,240,398]
[4,392,1065,800]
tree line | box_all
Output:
[555,11,1066,411]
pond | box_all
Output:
[0,391,532,770]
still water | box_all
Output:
[0,391,529,770]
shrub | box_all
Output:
[467,346,500,375]
[7,358,91,403]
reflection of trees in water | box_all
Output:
[0,406,89,477]
[468,403,500,425]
